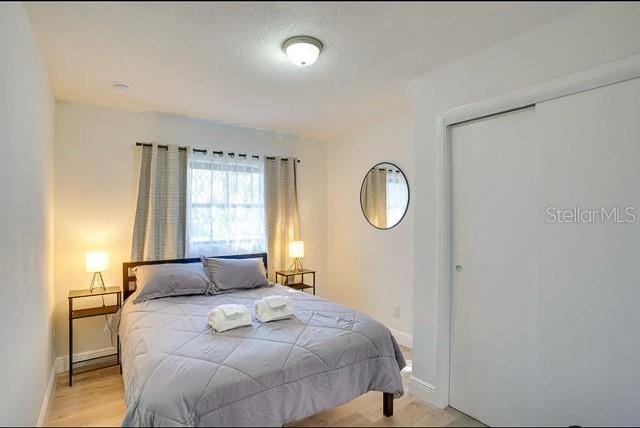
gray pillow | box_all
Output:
[133,263,210,303]
[202,257,269,293]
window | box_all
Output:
[386,172,408,226]
[186,155,266,257]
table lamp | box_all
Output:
[86,250,109,292]
[289,241,304,272]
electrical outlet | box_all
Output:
[392,305,400,318]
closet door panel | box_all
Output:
[450,77,640,427]
[534,77,640,427]
[450,107,538,426]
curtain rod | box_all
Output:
[373,167,402,173]
[135,142,300,163]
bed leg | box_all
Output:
[383,392,394,417]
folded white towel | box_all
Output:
[256,295,294,323]
[219,304,246,320]
[208,304,252,332]
[264,295,287,309]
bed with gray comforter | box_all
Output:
[119,284,405,427]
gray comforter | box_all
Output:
[119,285,405,427]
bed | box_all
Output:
[119,253,405,427]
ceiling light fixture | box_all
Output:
[283,36,323,67]
[112,83,131,92]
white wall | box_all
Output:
[54,102,327,357]
[0,3,55,425]
[325,105,414,343]
[410,2,640,390]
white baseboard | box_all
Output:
[388,327,413,349]
[408,376,446,409]
[55,346,117,374]
[36,364,56,427]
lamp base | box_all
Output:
[288,258,303,272]
[90,272,106,293]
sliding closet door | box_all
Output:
[533,77,640,427]
[449,107,539,427]
[450,77,640,427]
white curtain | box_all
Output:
[186,152,266,257]
[131,144,187,261]
[264,158,300,279]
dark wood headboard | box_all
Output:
[122,253,268,301]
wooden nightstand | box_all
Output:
[275,269,316,295]
[68,286,122,386]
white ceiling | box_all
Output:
[25,1,583,140]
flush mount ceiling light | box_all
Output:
[112,82,131,92]
[283,36,323,67]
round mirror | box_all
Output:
[360,162,409,230]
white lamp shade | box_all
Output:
[289,241,305,258]
[86,250,109,272]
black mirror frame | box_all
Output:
[359,161,410,231]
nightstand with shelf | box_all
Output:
[275,269,316,295]
[68,286,122,386]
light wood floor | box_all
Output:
[47,347,483,427]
